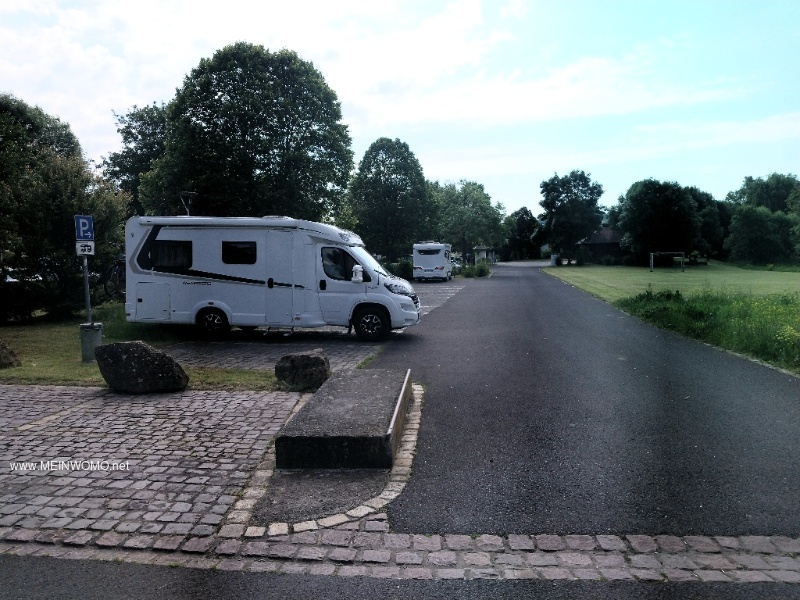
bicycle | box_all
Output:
[102,254,126,301]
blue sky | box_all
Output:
[1,0,798,214]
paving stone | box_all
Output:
[526,552,559,567]
[240,541,269,557]
[328,548,358,563]
[475,534,504,551]
[362,549,391,563]
[596,535,627,552]
[508,534,536,550]
[95,532,126,548]
[655,535,686,553]
[427,550,457,567]
[211,538,241,556]
[626,535,657,553]
[684,536,720,553]
[123,535,154,550]
[769,570,800,583]
[444,534,473,550]
[463,552,491,567]
[296,547,326,561]
[564,535,596,551]
[739,536,777,553]
[319,530,353,547]
[413,535,442,551]
[384,534,411,549]
[395,552,423,565]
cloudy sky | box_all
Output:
[1,0,798,214]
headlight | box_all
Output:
[384,281,414,297]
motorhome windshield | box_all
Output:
[351,246,389,278]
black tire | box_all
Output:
[352,306,390,342]
[196,308,230,337]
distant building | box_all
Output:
[473,245,496,264]
[577,225,623,262]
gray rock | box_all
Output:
[95,341,189,393]
[275,348,331,391]
[0,340,21,368]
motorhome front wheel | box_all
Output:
[353,307,389,342]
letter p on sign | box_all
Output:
[74,215,94,241]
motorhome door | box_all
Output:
[265,231,294,325]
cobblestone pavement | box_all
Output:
[1,278,799,584]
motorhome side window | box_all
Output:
[418,249,441,255]
[150,240,192,269]
[222,241,257,265]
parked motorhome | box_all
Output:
[412,242,452,281]
[125,216,420,341]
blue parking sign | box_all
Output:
[74,215,94,241]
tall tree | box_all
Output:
[0,94,125,319]
[502,207,539,260]
[724,204,798,264]
[617,179,700,265]
[139,43,353,219]
[538,170,604,260]
[102,102,167,216]
[347,138,430,260]
[685,186,724,258]
[433,180,504,262]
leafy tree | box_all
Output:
[102,102,167,216]
[538,170,604,260]
[347,138,430,260]
[725,173,799,213]
[139,43,353,220]
[724,204,798,264]
[685,186,724,258]
[0,94,125,320]
[432,180,504,263]
[501,207,540,260]
[617,179,700,265]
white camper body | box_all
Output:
[125,216,420,340]
[412,242,452,281]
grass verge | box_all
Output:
[545,262,800,374]
[0,302,279,390]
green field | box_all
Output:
[543,261,800,303]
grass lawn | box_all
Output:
[543,261,800,303]
[0,302,278,390]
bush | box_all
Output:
[381,259,413,281]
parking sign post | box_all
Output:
[74,215,102,362]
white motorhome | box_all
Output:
[412,242,452,282]
[125,216,420,341]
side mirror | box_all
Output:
[351,265,363,283]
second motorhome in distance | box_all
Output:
[412,241,452,282]
[124,216,421,341]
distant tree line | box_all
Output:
[499,170,800,267]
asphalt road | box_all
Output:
[376,263,800,536]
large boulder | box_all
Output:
[275,348,331,391]
[0,340,21,369]
[95,341,189,393]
